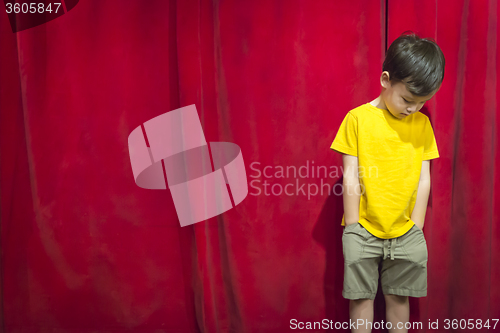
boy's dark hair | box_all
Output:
[383,31,445,96]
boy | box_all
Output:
[330,31,445,333]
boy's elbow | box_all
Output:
[343,173,360,186]
[417,178,431,191]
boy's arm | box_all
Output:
[411,160,431,229]
[342,154,361,226]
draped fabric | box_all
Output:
[0,0,498,332]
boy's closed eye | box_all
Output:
[402,97,429,104]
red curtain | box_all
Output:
[0,0,498,332]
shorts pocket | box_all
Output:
[343,222,359,233]
[414,224,424,233]
[402,226,428,266]
[342,223,366,264]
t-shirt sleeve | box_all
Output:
[330,112,358,156]
[423,118,439,160]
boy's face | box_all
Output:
[380,71,439,119]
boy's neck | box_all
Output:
[369,96,388,110]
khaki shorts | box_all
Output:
[342,222,428,300]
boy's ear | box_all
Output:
[380,71,391,88]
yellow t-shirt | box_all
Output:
[330,103,439,239]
